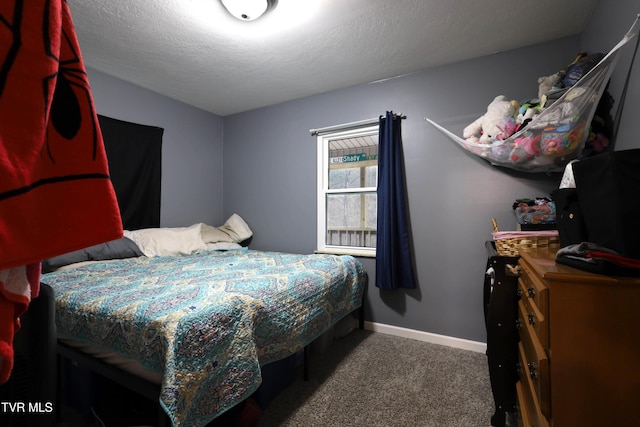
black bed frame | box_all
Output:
[55,292,366,426]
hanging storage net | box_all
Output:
[425,15,639,173]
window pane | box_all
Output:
[328,135,377,190]
[329,168,361,189]
[326,193,376,248]
[328,165,378,190]
[365,165,377,188]
[365,193,377,229]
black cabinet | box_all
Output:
[484,242,519,427]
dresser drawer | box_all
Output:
[518,258,548,318]
[517,341,550,427]
[517,286,548,349]
[515,380,535,427]
[515,248,640,426]
[517,300,550,419]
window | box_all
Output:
[316,125,378,256]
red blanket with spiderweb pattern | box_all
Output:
[0,0,123,269]
[0,0,122,383]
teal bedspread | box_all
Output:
[42,249,367,426]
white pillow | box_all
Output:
[200,213,253,243]
[124,224,207,257]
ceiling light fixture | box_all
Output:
[220,0,277,21]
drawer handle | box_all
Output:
[527,312,536,326]
[527,287,536,298]
[516,362,522,376]
[516,318,522,330]
[516,288,523,299]
[528,362,538,380]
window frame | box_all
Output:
[316,125,378,257]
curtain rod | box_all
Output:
[310,113,406,136]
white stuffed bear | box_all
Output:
[463,95,518,144]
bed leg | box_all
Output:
[303,346,309,381]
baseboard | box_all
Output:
[363,321,487,354]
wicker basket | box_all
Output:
[492,218,560,257]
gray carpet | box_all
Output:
[258,329,495,427]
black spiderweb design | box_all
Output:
[0,0,108,202]
[42,0,99,163]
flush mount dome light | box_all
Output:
[220,0,277,21]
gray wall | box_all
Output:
[85,0,640,344]
[222,37,581,343]
[223,2,640,343]
[86,69,226,228]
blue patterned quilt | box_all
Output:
[41,249,367,426]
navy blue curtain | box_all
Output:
[375,112,417,290]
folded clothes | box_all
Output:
[588,251,640,269]
[513,198,556,225]
[556,242,640,277]
[556,241,617,257]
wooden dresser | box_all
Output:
[515,248,640,427]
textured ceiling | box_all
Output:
[68,0,598,116]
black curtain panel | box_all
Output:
[98,115,163,230]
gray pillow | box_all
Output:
[42,237,143,272]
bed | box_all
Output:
[41,221,367,426]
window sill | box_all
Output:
[315,249,376,258]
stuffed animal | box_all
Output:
[516,99,542,131]
[463,95,519,144]
[537,73,561,106]
[489,141,512,162]
[510,134,542,164]
[540,122,586,157]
